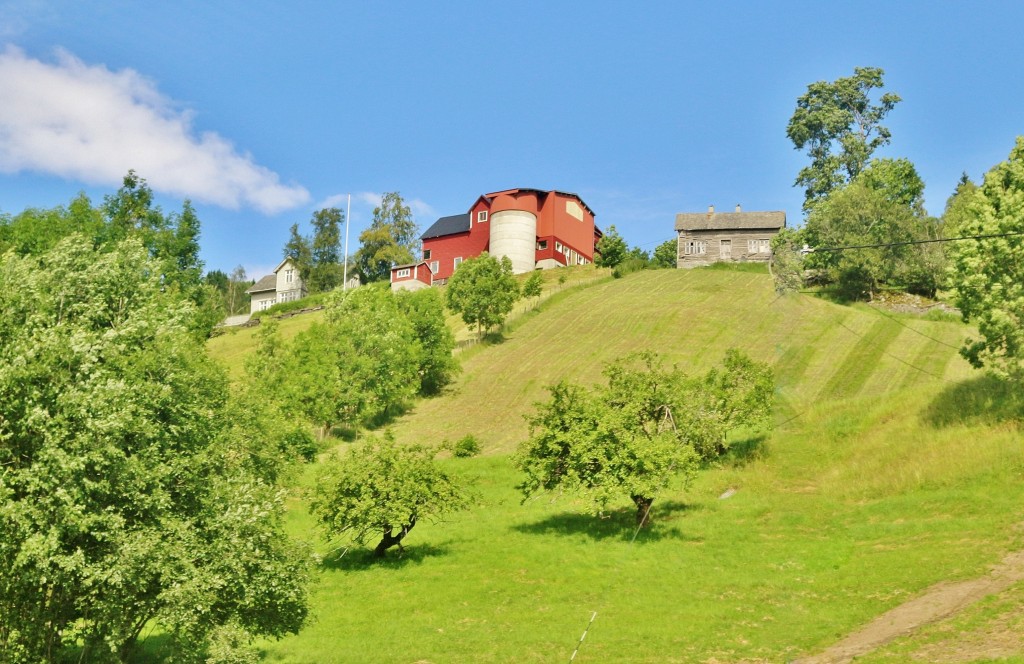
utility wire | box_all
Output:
[807,230,1024,253]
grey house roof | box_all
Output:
[245,274,277,294]
[675,210,786,232]
[421,213,471,240]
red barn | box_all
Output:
[415,188,601,283]
[389,260,434,291]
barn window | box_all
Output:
[537,240,548,250]
[477,211,488,223]
[454,257,463,270]
[423,249,432,260]
[429,260,439,273]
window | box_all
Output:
[285,269,294,283]
[477,211,488,223]
[684,240,707,255]
[260,298,273,311]
[454,257,463,270]
[423,249,432,260]
[748,239,770,254]
[555,241,564,253]
[720,239,732,259]
[537,240,548,251]
[429,260,439,273]
[396,268,411,278]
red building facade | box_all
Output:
[417,188,601,282]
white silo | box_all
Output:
[490,208,537,274]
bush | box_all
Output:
[280,426,319,462]
[612,257,648,279]
[451,435,482,458]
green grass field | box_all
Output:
[202,266,1024,663]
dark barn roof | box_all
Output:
[245,274,277,294]
[675,210,786,232]
[421,213,471,240]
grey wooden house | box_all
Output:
[674,205,786,268]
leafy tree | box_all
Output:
[309,207,344,292]
[0,235,310,663]
[355,192,419,283]
[396,287,459,395]
[769,228,806,295]
[787,67,901,211]
[803,158,942,299]
[444,252,520,336]
[0,193,104,256]
[515,350,773,527]
[522,270,543,308]
[651,238,678,268]
[947,137,1024,382]
[283,222,313,284]
[310,436,469,557]
[595,224,628,267]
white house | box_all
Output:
[245,258,307,314]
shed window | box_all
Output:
[396,268,411,278]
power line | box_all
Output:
[807,230,1024,253]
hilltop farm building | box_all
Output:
[391,188,601,289]
[675,205,786,268]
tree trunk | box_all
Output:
[372,517,417,557]
[631,495,654,528]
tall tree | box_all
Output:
[308,207,344,292]
[787,67,901,211]
[652,238,678,268]
[595,225,628,267]
[444,253,520,337]
[355,192,419,283]
[284,222,313,284]
[0,235,310,662]
[948,137,1024,382]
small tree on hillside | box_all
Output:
[522,271,543,309]
[355,192,419,283]
[515,350,773,527]
[651,238,678,268]
[445,252,520,337]
[310,436,469,557]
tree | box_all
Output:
[355,192,419,283]
[396,287,459,395]
[595,224,627,267]
[283,222,313,284]
[515,350,773,527]
[802,158,942,300]
[0,235,310,663]
[522,270,543,308]
[444,252,520,336]
[309,207,344,292]
[310,436,469,557]
[651,238,678,268]
[947,137,1024,382]
[787,67,901,211]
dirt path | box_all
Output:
[793,549,1024,664]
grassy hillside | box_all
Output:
[389,267,973,453]
[202,266,1024,663]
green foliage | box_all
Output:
[595,224,628,267]
[522,270,543,300]
[0,236,310,663]
[205,265,252,316]
[445,252,521,336]
[612,256,649,279]
[396,287,459,395]
[947,136,1024,382]
[253,285,456,434]
[355,192,419,283]
[651,238,678,268]
[769,227,806,294]
[515,350,773,526]
[283,207,345,294]
[787,66,901,211]
[310,436,470,557]
[450,435,482,458]
[803,160,944,300]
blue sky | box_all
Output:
[1,1,1022,279]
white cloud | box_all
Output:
[0,46,309,214]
